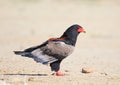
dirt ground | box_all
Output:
[0,0,120,85]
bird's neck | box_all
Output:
[60,34,78,46]
[67,36,77,46]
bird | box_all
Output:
[14,24,86,76]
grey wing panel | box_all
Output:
[41,41,74,57]
[31,49,58,64]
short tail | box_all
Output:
[14,51,24,55]
[14,51,31,56]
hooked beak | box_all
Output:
[78,28,86,33]
[83,30,86,33]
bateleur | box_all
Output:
[14,24,86,76]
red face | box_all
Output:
[77,27,86,33]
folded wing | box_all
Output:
[14,40,74,65]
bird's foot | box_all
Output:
[52,71,65,76]
[56,71,65,76]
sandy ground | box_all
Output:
[0,0,120,85]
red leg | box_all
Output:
[56,71,65,76]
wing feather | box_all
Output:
[14,40,74,65]
[31,48,58,64]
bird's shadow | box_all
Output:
[3,73,48,76]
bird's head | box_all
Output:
[61,24,85,38]
[60,24,86,46]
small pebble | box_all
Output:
[82,67,94,73]
[65,70,69,72]
[100,72,108,76]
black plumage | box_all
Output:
[14,24,85,76]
